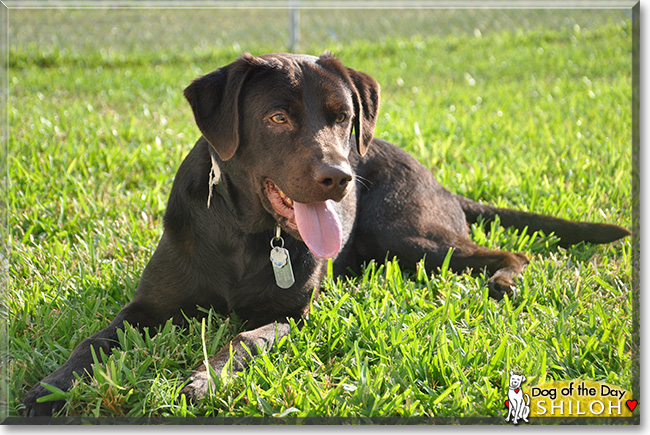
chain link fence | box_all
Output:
[8,3,631,57]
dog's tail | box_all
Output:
[525,393,530,406]
[455,195,631,247]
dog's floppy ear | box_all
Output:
[346,67,380,156]
[184,54,255,161]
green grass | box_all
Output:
[5,9,633,419]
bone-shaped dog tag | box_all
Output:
[270,246,295,289]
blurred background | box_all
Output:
[8,2,631,58]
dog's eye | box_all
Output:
[271,114,288,124]
[335,112,347,123]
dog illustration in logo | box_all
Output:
[505,370,530,424]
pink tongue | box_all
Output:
[293,200,342,259]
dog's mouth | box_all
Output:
[264,179,342,259]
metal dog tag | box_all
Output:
[270,246,295,288]
[270,227,295,289]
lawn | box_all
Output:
[4,8,635,420]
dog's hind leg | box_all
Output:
[388,235,529,300]
[354,193,529,298]
[354,204,528,299]
[448,242,529,300]
[522,394,531,422]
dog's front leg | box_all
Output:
[516,399,526,422]
[22,301,163,416]
[512,400,523,424]
[179,321,291,402]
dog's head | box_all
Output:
[184,53,380,259]
[508,370,527,389]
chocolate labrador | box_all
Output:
[23,53,630,416]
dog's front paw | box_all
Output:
[179,370,214,403]
[22,383,66,417]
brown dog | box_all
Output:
[23,53,630,416]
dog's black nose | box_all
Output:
[315,164,353,196]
